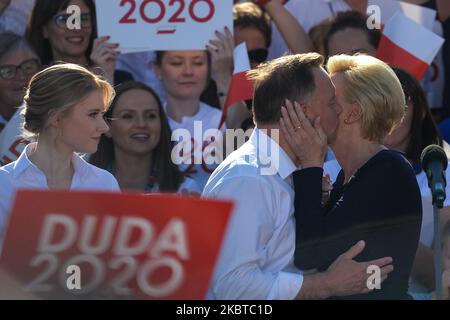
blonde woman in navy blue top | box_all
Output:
[281,55,422,299]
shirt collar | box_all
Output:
[248,128,298,180]
[12,142,36,178]
[162,102,206,122]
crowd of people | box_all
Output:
[0,0,450,300]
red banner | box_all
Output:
[0,190,233,299]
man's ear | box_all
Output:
[344,103,363,124]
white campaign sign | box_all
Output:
[95,0,233,53]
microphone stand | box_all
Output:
[433,203,442,300]
[433,193,445,300]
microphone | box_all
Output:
[421,144,448,208]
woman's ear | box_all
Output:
[48,111,60,129]
[344,103,363,124]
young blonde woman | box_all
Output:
[0,63,119,234]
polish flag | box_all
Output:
[218,42,253,129]
[376,11,444,80]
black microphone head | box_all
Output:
[421,144,448,172]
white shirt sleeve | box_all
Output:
[93,168,121,192]
[108,175,121,191]
[204,176,303,300]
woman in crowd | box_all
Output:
[383,68,450,295]
[0,63,119,234]
[153,50,226,190]
[26,0,132,85]
[282,54,422,299]
[323,10,380,58]
[0,32,40,165]
[90,81,201,195]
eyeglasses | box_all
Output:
[53,12,92,30]
[248,48,268,65]
[0,59,41,80]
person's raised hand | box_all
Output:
[280,99,327,168]
[206,27,234,90]
[90,36,120,84]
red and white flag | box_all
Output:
[218,42,253,128]
[376,11,444,80]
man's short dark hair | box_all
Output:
[247,53,324,125]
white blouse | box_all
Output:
[0,143,120,233]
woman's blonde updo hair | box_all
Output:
[22,63,115,136]
[327,54,405,142]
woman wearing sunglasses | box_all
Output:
[0,32,40,166]
[25,0,132,85]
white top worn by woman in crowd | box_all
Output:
[0,63,119,234]
[89,81,201,195]
[0,32,41,166]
